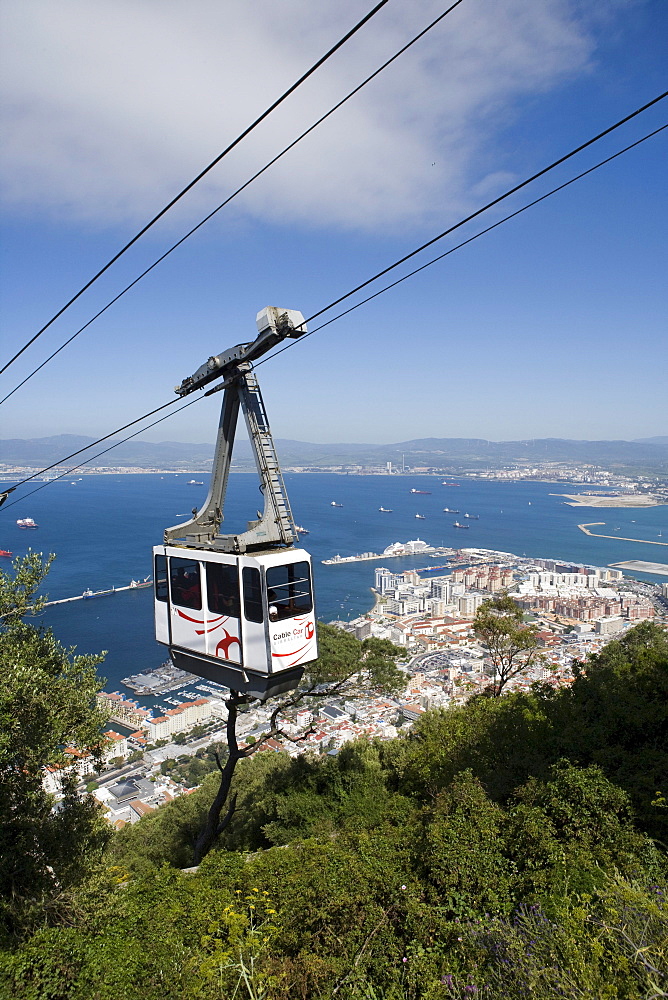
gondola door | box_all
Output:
[167,554,208,658]
[202,558,243,666]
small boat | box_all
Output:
[0,550,12,558]
[16,518,38,529]
[129,576,152,589]
[330,502,343,507]
[410,489,431,494]
[378,507,393,512]
[295,525,310,534]
[82,587,116,599]
[415,514,426,519]
[443,508,460,513]
[453,521,469,529]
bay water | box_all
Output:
[2,473,666,699]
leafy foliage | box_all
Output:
[0,554,109,940]
[473,592,543,694]
[2,619,668,998]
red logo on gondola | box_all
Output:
[216,630,241,659]
[305,621,314,640]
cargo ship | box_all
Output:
[453,521,469,529]
[129,576,152,589]
[0,550,12,558]
[16,517,38,529]
[82,587,116,599]
[410,489,431,494]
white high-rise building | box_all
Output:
[375,567,405,594]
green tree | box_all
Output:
[473,592,543,695]
[192,626,404,864]
[0,553,110,940]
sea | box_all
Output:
[2,472,667,705]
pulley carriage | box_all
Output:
[153,307,318,700]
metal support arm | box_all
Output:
[164,307,304,554]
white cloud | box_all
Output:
[0,0,599,232]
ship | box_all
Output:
[330,501,343,507]
[82,587,116,599]
[453,521,469,529]
[16,517,38,529]
[442,508,460,513]
[415,514,426,519]
[0,550,12,558]
[187,480,204,485]
[378,507,393,512]
[410,489,431,494]
[129,576,152,589]
[442,482,460,486]
[463,513,479,519]
[295,525,310,534]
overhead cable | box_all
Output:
[0,0,392,376]
[0,0,466,406]
[258,122,668,359]
[0,397,183,503]
[296,90,668,331]
[0,397,202,513]
[2,105,666,505]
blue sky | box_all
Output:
[1,0,666,447]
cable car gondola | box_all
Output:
[153,307,318,700]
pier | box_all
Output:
[44,579,152,606]
[323,545,454,566]
[577,523,668,546]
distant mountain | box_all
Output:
[2,434,668,473]
[0,435,215,469]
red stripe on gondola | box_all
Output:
[272,641,311,659]
[176,609,227,625]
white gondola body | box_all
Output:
[153,544,317,699]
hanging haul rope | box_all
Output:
[153,307,317,700]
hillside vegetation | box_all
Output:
[1,622,667,998]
